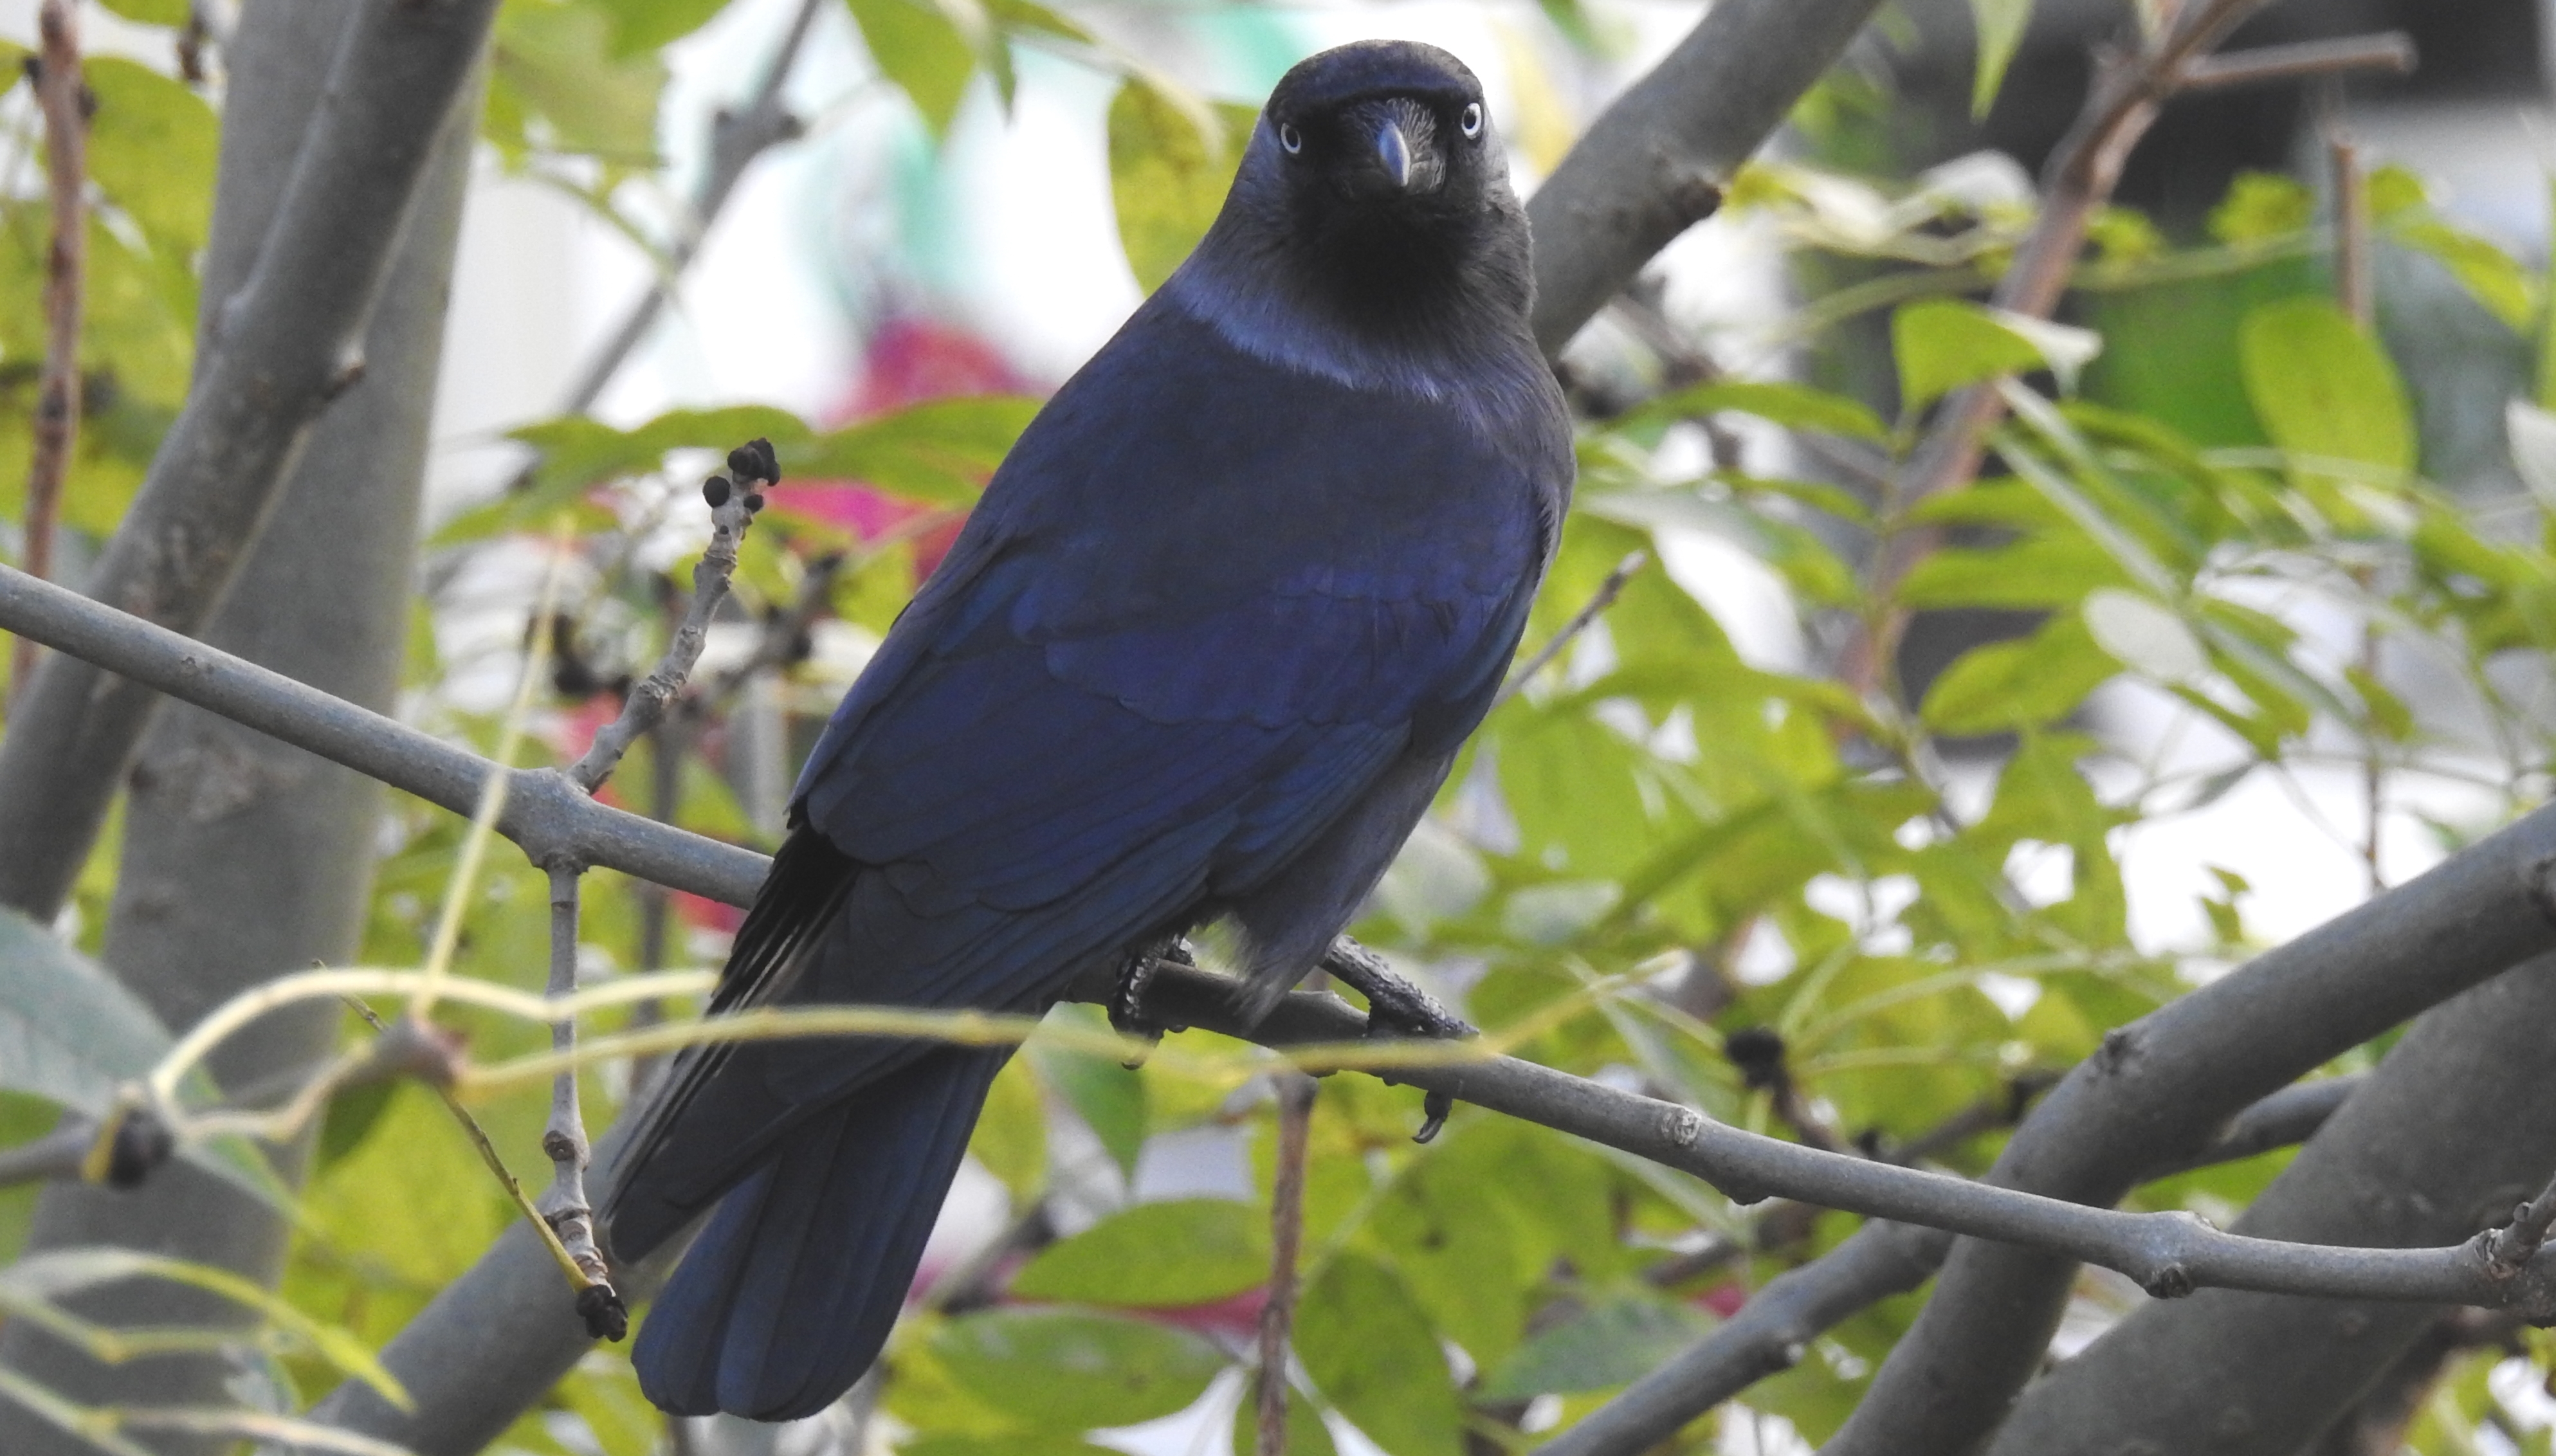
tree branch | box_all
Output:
[1836,0,2276,702]
[563,445,774,794]
[1524,0,1887,359]
[536,867,626,1340]
[15,0,89,700]
[1253,1073,1317,1456]
[1984,952,2556,1455]
[0,0,501,923]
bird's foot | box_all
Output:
[1109,937,1196,1068]
[1319,937,1472,1143]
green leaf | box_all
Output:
[84,60,218,251]
[2238,296,2413,480]
[794,394,1039,505]
[437,405,805,543]
[0,907,170,1116]
[1479,1292,1714,1397]
[2209,172,2314,245]
[1233,1384,1337,1456]
[904,1439,1125,1456]
[1897,535,2134,610]
[93,0,187,25]
[1107,78,1253,294]
[1032,1006,1146,1180]
[2393,219,2537,331]
[597,0,729,53]
[1627,379,1889,443]
[1968,0,2031,118]
[1012,1198,1268,1307]
[931,1309,1225,1428]
[967,1055,1046,1204]
[488,0,667,167]
[845,0,982,137]
[1892,299,2052,411]
[1297,1253,1461,1456]
[1920,611,2119,734]
[1371,1149,1521,1366]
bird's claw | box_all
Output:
[1322,936,1473,1039]
[1319,937,1474,1142]
[1109,938,1194,1068]
[1413,1091,1454,1144]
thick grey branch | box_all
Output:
[1524,0,1886,358]
[0,0,502,924]
[1546,1073,2373,1454]
[1985,952,2556,1455]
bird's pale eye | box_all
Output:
[1459,102,1483,139]
[1279,122,1304,154]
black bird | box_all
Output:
[603,38,1574,1420]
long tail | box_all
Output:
[632,1048,1009,1419]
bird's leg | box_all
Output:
[1109,936,1196,1068]
[1319,936,1473,1143]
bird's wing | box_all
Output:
[607,301,1562,1236]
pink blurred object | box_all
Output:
[767,316,1030,579]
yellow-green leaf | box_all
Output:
[1108,78,1253,293]
[2238,296,2413,480]
[1968,0,2032,118]
[1010,1197,1268,1306]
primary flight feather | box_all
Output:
[602,37,1575,1421]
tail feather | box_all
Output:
[634,1048,1010,1419]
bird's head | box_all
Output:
[1182,41,1534,355]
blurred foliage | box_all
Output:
[6,0,2556,1454]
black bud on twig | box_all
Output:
[1724,1026,1789,1091]
[743,492,765,514]
[702,475,731,509]
[20,55,38,85]
[75,84,97,122]
[105,1107,174,1189]
[576,1283,630,1342]
[729,437,780,486]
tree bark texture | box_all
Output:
[0,4,477,1446]
[0,0,498,924]
[1981,951,2556,1456]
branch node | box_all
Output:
[1657,1104,1704,1149]
[2095,1024,2144,1074]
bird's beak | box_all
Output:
[1375,118,1413,192]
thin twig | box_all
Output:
[538,864,625,1340]
[342,998,603,1316]
[2326,96,2384,893]
[1255,1071,1318,1456]
[14,0,89,701]
[2484,1167,2556,1279]
[1495,551,1649,708]
[543,0,821,426]
[1836,0,2275,702]
[565,442,774,793]
[2180,32,2416,92]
